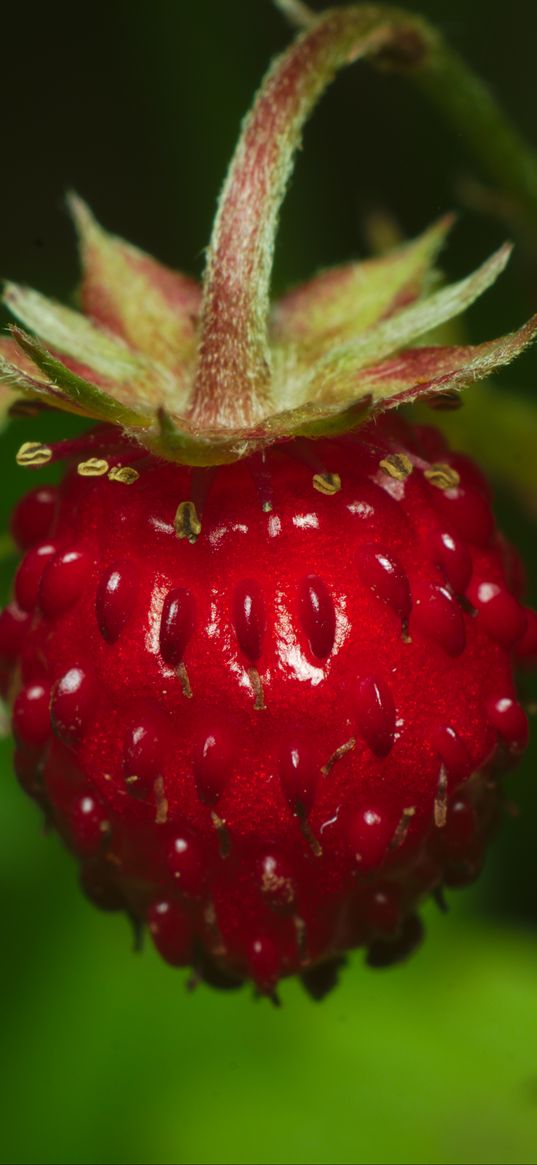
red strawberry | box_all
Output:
[0,7,536,997]
[3,417,534,995]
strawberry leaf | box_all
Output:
[10,330,151,428]
[271,215,453,359]
[68,194,201,373]
[2,283,192,416]
[296,244,514,405]
[4,282,143,382]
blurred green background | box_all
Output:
[2,1,537,1162]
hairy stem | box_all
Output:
[192,7,434,430]
[192,3,537,431]
[277,0,537,243]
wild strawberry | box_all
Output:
[0,7,536,998]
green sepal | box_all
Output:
[11,330,151,429]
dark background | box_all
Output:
[4,1,536,307]
[1,2,537,1163]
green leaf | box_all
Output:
[297,244,513,403]
[3,284,191,417]
[68,194,201,373]
[11,330,151,428]
[354,317,537,409]
[271,215,453,359]
[4,282,145,382]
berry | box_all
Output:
[0,7,535,997]
[2,417,534,993]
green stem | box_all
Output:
[275,1,537,248]
[195,2,537,432]
[410,44,537,244]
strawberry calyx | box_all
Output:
[1,6,537,467]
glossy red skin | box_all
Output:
[2,418,533,995]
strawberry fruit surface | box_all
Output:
[3,418,536,995]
